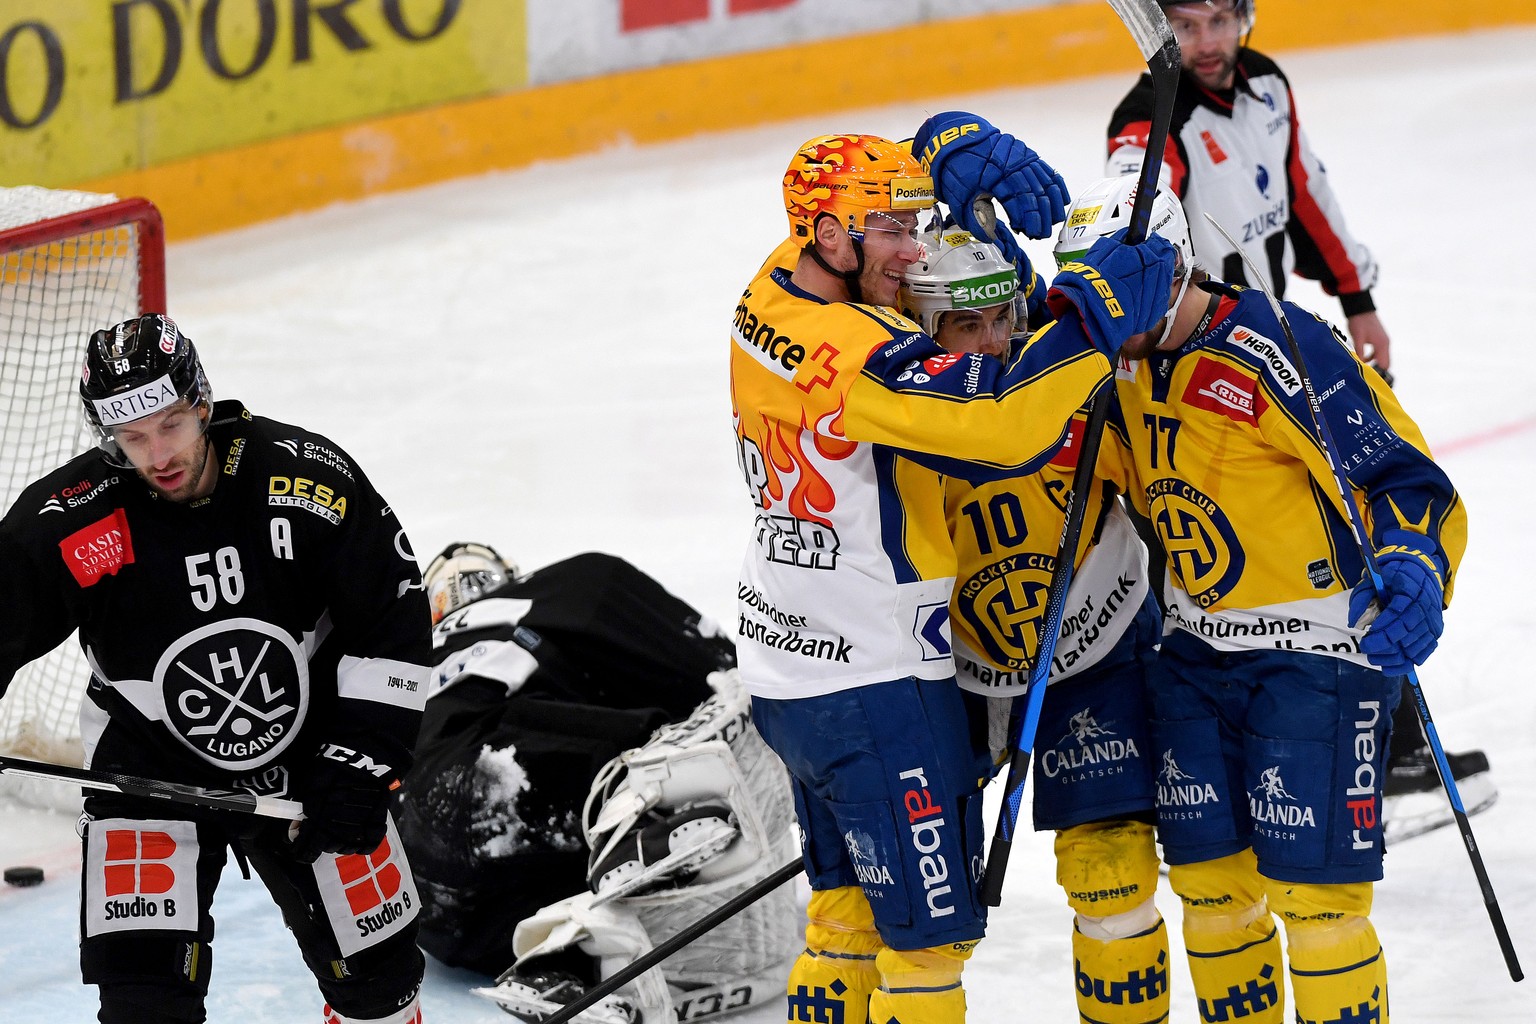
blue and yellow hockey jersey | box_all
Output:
[1106,282,1465,663]
[731,241,1110,699]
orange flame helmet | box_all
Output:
[783,134,936,241]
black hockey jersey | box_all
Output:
[0,400,431,793]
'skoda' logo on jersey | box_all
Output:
[1146,479,1244,608]
[154,618,309,770]
[955,552,1055,671]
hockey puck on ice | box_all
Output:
[3,866,45,887]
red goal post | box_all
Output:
[0,188,166,778]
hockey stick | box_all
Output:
[534,857,803,1024]
[979,0,1181,907]
[0,752,303,820]
[1207,214,1523,983]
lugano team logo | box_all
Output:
[152,617,309,770]
[955,552,1055,671]
[1146,478,1244,608]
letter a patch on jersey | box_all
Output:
[83,817,199,936]
[315,816,421,956]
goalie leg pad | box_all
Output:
[1266,879,1387,1024]
[1058,820,1169,1024]
[787,886,882,1024]
[1168,850,1284,1024]
[500,891,670,1021]
[866,943,972,1024]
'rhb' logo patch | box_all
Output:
[60,509,134,587]
[1182,357,1266,425]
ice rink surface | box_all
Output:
[2,24,1534,1022]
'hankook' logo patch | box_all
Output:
[154,618,308,770]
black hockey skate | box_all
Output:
[1382,747,1497,843]
[588,804,738,902]
[473,967,639,1024]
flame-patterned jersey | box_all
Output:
[730,240,1110,699]
[1104,282,1466,664]
[945,398,1149,696]
[0,399,431,790]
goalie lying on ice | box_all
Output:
[474,668,800,1024]
[393,545,797,1022]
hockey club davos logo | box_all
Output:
[1146,479,1244,608]
[59,510,134,587]
[955,552,1054,671]
[1039,709,1142,781]
[153,617,308,770]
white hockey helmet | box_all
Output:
[1056,173,1196,346]
[1053,173,1194,274]
[424,541,517,624]
[900,226,1022,338]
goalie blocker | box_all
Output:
[476,669,798,1024]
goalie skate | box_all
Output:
[589,805,741,902]
[472,969,638,1024]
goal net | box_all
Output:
[0,187,165,779]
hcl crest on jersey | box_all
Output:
[153,617,309,770]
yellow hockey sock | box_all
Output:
[1169,851,1284,1024]
[1267,879,1388,1024]
[1057,821,1169,1023]
[867,944,972,1024]
[786,887,883,1024]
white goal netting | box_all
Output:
[1,186,162,779]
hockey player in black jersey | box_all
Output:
[0,314,433,1024]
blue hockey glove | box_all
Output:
[1046,231,1176,358]
[1348,531,1446,675]
[290,742,399,863]
[912,111,1070,242]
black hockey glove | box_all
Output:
[289,742,399,864]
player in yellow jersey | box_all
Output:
[732,130,1178,1024]
[901,226,1171,1024]
[1054,173,1466,1023]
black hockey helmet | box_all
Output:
[80,313,211,464]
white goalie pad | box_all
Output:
[479,881,796,1024]
[583,670,792,905]
[474,671,800,1023]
